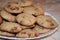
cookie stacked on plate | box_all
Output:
[0,0,58,38]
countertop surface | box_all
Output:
[0,0,60,40]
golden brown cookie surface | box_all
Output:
[33,25,50,35]
[0,31,15,37]
[0,22,22,33]
[23,7,36,16]
[33,4,44,16]
[0,10,15,22]
[5,2,23,13]
[16,13,36,26]
[37,15,58,28]
[23,5,44,16]
[18,0,32,7]
[16,29,36,38]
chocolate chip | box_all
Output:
[46,20,51,22]
[46,20,54,26]
[8,5,11,7]
[41,23,43,24]
[10,7,15,10]
[11,27,17,32]
[28,34,31,37]
[50,23,54,26]
[15,7,19,10]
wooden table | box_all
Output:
[0,0,60,40]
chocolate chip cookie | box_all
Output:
[0,22,22,33]
[0,10,15,22]
[33,25,50,35]
[37,15,58,28]
[23,5,44,16]
[16,29,36,38]
[5,2,23,13]
[18,0,32,7]
[16,13,36,26]
[33,4,44,16]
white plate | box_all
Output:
[0,12,59,40]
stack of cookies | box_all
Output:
[0,0,58,38]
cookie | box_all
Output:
[0,31,15,37]
[0,22,22,33]
[37,15,58,28]
[16,13,36,26]
[0,10,15,22]
[0,17,2,24]
[16,29,36,38]
[5,2,23,13]
[18,0,32,7]
[33,25,50,35]
[23,7,36,15]
[33,4,44,16]
[23,5,44,16]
